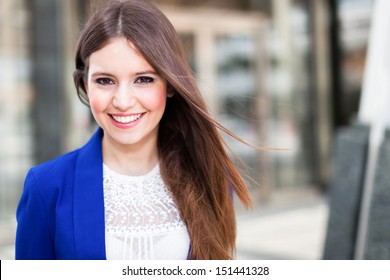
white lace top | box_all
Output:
[103,163,190,260]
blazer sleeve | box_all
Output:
[15,169,55,260]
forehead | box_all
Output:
[88,37,154,71]
[90,37,138,59]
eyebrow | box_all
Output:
[135,70,158,75]
[90,70,158,78]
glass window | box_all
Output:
[215,34,263,184]
[338,0,373,124]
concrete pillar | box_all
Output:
[30,0,67,164]
[364,130,390,259]
[310,0,332,189]
[323,124,369,259]
[355,0,390,259]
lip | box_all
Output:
[108,112,146,129]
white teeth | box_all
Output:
[112,113,142,124]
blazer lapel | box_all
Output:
[73,128,106,259]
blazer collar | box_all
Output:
[74,128,106,259]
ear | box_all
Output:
[83,78,89,94]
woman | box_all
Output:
[16,0,251,260]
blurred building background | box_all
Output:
[0,0,377,259]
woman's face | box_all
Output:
[86,37,168,150]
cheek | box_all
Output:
[88,91,110,113]
[142,89,167,112]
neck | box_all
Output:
[102,133,159,176]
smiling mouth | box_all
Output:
[110,113,144,124]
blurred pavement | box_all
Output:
[0,218,16,260]
[236,190,328,259]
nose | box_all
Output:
[112,84,137,111]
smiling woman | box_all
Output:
[86,38,169,175]
[15,0,252,260]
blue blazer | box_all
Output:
[16,128,109,259]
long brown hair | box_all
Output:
[73,0,252,259]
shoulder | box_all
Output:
[23,128,103,195]
[23,149,82,198]
[29,128,103,181]
[30,149,81,180]
[17,148,84,231]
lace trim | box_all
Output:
[103,163,186,235]
[105,228,190,260]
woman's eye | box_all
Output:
[96,78,114,85]
[135,76,154,84]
